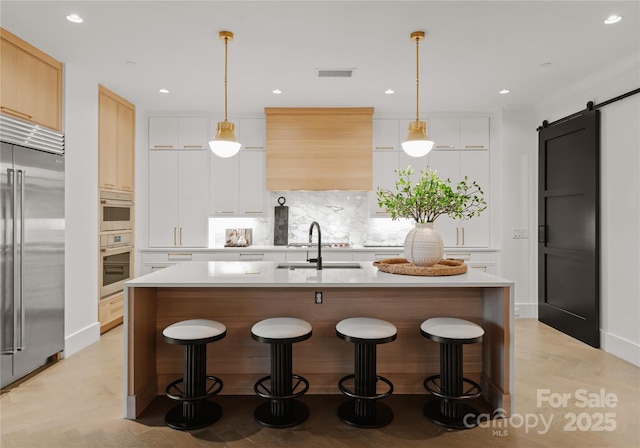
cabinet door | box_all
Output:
[373,119,400,151]
[460,117,489,149]
[178,150,209,247]
[370,150,399,216]
[210,154,239,215]
[179,117,209,149]
[238,150,265,215]
[458,151,490,247]
[239,118,266,150]
[32,54,60,131]
[429,150,460,246]
[429,117,460,150]
[0,39,19,114]
[98,92,118,190]
[148,117,179,149]
[148,151,179,246]
[117,103,134,191]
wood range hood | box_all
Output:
[265,107,373,191]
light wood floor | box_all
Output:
[1,319,638,447]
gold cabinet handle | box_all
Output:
[436,145,456,149]
[374,146,395,150]
[243,211,262,214]
[183,145,203,149]
[462,227,465,246]
[456,228,459,246]
[180,227,183,246]
[1,107,32,119]
[464,145,485,149]
[243,146,264,150]
[173,227,177,246]
[216,211,233,214]
[103,183,115,189]
[153,145,174,149]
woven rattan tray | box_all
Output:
[373,257,467,276]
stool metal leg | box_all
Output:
[165,343,223,430]
[338,343,393,428]
[254,342,309,428]
[424,342,479,429]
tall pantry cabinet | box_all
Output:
[97,85,135,334]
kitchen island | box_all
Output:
[124,261,513,419]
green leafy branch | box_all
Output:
[376,166,487,223]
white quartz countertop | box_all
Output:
[126,261,513,288]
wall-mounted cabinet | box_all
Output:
[238,118,266,150]
[148,117,209,149]
[99,85,135,192]
[429,149,490,247]
[210,149,266,216]
[370,118,430,216]
[0,28,63,131]
[429,117,490,150]
[148,149,209,247]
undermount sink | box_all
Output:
[276,262,363,270]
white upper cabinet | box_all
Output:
[149,117,209,150]
[429,116,489,150]
[210,149,266,216]
[429,150,490,247]
[148,149,209,247]
[238,118,266,150]
[373,119,401,151]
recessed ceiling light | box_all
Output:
[272,89,282,94]
[66,13,83,24]
[499,89,510,94]
[159,88,170,94]
[384,89,395,94]
[604,15,622,24]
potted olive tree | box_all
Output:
[377,166,486,266]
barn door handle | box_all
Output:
[538,225,547,243]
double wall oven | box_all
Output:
[99,191,133,298]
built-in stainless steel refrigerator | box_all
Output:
[1,115,64,388]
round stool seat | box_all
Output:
[336,317,397,344]
[251,317,312,343]
[163,319,227,345]
[420,317,483,344]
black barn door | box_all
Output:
[538,110,600,348]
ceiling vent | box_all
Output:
[317,69,354,78]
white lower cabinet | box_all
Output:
[148,149,209,247]
[443,250,497,274]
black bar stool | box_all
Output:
[251,317,312,428]
[420,317,484,429]
[162,319,226,430]
[336,317,397,428]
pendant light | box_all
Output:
[209,31,241,158]
[401,31,434,157]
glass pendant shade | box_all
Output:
[209,120,241,158]
[401,120,434,157]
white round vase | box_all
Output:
[403,222,444,267]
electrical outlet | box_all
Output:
[512,228,529,239]
[314,291,323,304]
[514,307,521,317]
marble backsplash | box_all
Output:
[209,192,415,247]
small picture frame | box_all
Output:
[224,228,252,247]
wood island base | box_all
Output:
[125,285,512,420]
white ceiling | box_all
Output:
[2,1,638,116]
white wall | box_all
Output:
[499,106,538,317]
[63,64,100,356]
[531,56,640,366]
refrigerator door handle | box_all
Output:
[17,169,25,350]
[3,168,17,354]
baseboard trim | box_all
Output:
[64,322,100,358]
[601,330,640,367]
[514,303,538,319]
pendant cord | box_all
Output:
[223,35,229,123]
[415,35,420,123]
